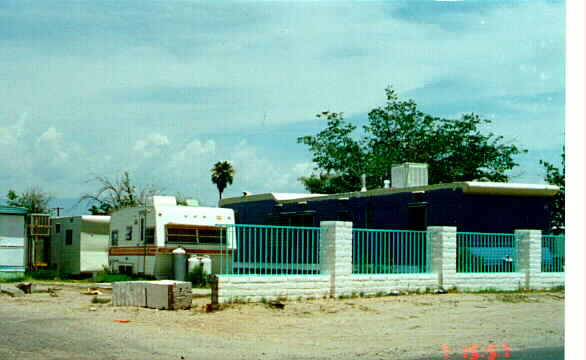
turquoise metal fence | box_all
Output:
[352,229,431,274]
[457,232,517,273]
[542,235,565,272]
[217,224,323,275]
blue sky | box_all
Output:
[0,0,565,214]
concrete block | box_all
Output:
[113,281,192,310]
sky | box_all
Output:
[0,0,565,215]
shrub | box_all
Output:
[189,266,210,288]
[92,273,134,283]
[27,269,59,280]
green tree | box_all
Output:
[211,161,235,202]
[297,87,527,193]
[79,171,158,215]
[540,148,564,234]
[6,187,52,214]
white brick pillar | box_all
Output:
[429,226,457,289]
[320,221,353,298]
[515,229,542,289]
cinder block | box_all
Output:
[112,281,192,310]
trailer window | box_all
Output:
[166,225,227,244]
[145,227,155,244]
[111,230,119,246]
[65,230,73,246]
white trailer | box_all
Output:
[108,196,235,279]
[50,216,110,276]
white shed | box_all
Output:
[50,216,110,276]
[0,206,28,278]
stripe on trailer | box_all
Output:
[157,248,234,255]
[109,246,233,256]
[109,246,158,256]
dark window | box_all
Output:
[166,225,227,244]
[145,228,155,244]
[111,230,119,246]
[337,210,351,221]
[272,213,315,227]
[65,229,73,246]
[125,226,132,241]
[55,224,61,233]
[408,205,427,231]
[140,218,145,241]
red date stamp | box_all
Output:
[441,344,512,359]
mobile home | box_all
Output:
[0,206,28,278]
[108,196,235,279]
[50,216,110,276]
[220,164,559,234]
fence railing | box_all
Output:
[352,229,431,274]
[217,224,323,275]
[457,232,517,273]
[542,235,565,272]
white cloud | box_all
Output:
[35,127,69,165]
[133,133,170,158]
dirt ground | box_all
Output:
[0,283,564,360]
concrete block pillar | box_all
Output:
[515,229,542,289]
[429,226,457,289]
[320,221,353,297]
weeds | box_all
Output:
[0,276,28,283]
[91,273,135,283]
[495,294,537,304]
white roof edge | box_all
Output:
[220,193,326,205]
[461,181,559,195]
[220,182,559,206]
[272,193,326,201]
[80,215,111,224]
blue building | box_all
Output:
[220,165,558,234]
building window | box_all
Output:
[125,226,132,241]
[337,210,351,221]
[408,205,427,231]
[65,229,73,246]
[55,224,61,233]
[111,230,119,246]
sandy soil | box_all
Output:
[0,283,564,360]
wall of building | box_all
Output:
[222,189,554,234]
[79,231,110,274]
[0,213,27,278]
[51,217,82,275]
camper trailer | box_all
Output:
[50,216,110,276]
[108,196,235,279]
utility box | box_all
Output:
[391,163,429,189]
[112,280,192,310]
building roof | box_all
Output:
[0,205,28,215]
[220,193,326,206]
[220,181,559,206]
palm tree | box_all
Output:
[211,161,235,203]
